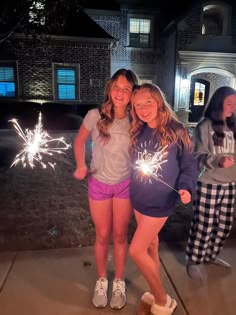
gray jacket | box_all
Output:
[193,118,236,184]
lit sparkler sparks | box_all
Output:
[9,112,71,169]
[134,141,179,193]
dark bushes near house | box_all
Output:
[41,102,81,131]
[0,101,99,130]
[0,101,40,129]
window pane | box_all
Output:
[57,69,75,84]
[194,83,206,105]
[0,67,14,81]
[0,82,15,97]
[0,66,16,97]
[58,84,75,100]
[130,18,140,33]
[140,19,150,33]
[130,33,140,46]
[140,34,150,47]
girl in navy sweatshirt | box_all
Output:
[128,83,198,315]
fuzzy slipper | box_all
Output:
[206,258,231,268]
[136,292,155,315]
[151,295,177,315]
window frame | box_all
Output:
[0,62,18,99]
[53,63,80,101]
[127,14,153,49]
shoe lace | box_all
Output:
[112,279,125,296]
[95,279,107,296]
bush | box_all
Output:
[0,101,87,130]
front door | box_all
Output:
[189,78,210,123]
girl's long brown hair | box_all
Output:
[97,68,138,142]
[130,83,192,155]
[203,86,236,146]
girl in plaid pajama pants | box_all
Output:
[186,86,236,280]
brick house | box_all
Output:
[0,0,236,127]
[87,0,236,125]
[0,6,116,127]
[166,0,236,124]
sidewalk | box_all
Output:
[0,239,235,315]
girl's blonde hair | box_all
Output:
[97,68,138,142]
[130,83,192,155]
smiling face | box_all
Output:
[110,75,133,110]
[223,94,236,120]
[133,88,161,128]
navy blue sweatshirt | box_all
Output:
[130,124,198,217]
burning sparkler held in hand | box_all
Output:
[134,143,179,193]
[9,112,71,169]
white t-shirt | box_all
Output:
[83,108,131,184]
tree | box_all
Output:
[0,0,84,45]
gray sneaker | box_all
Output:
[110,278,126,309]
[92,277,108,308]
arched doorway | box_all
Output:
[188,68,235,123]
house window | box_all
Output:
[193,82,206,106]
[54,66,78,100]
[129,17,151,48]
[139,78,153,84]
[0,65,17,98]
[201,4,230,35]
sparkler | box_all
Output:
[9,112,71,169]
[134,141,179,193]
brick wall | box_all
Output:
[177,5,201,50]
[177,2,236,50]
[0,36,111,104]
[86,8,157,80]
[157,30,177,104]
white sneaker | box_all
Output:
[110,278,126,309]
[92,277,108,308]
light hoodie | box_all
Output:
[193,118,236,184]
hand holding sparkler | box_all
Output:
[73,165,88,180]
[179,189,191,204]
[218,155,234,168]
[73,166,96,180]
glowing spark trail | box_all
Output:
[9,112,71,169]
[135,142,179,193]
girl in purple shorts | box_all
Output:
[73,69,138,310]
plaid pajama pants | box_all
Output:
[186,181,236,264]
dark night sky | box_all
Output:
[81,0,235,31]
[82,0,196,16]
[81,0,198,28]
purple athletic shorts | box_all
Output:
[88,176,130,200]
